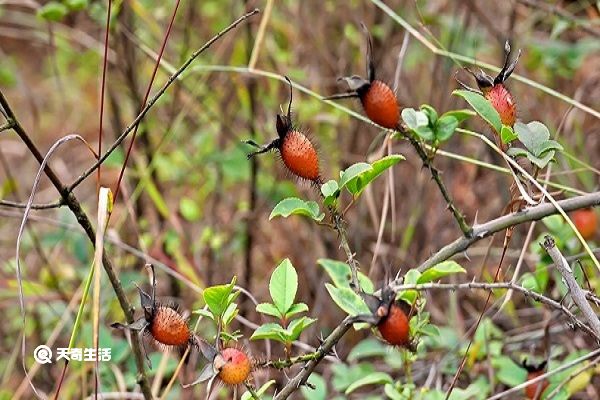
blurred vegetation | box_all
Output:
[0,0,599,399]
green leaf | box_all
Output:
[500,125,518,144]
[435,115,459,142]
[270,259,298,315]
[65,0,89,11]
[339,163,372,189]
[37,2,68,21]
[318,259,375,294]
[527,150,555,169]
[506,147,528,158]
[420,104,438,124]
[301,373,327,400]
[348,338,388,361]
[179,197,201,221]
[345,372,393,395]
[325,283,370,316]
[492,356,527,387]
[222,302,239,326]
[203,278,237,319]
[285,302,309,318]
[537,140,563,155]
[418,261,466,283]
[453,90,502,133]
[414,125,435,141]
[242,380,276,400]
[401,108,428,130]
[514,121,550,156]
[343,155,404,196]
[287,316,316,340]
[256,303,282,318]
[321,180,340,206]
[398,269,421,303]
[440,109,476,123]
[250,323,288,342]
[270,197,324,221]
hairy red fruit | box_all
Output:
[484,84,516,127]
[361,80,400,129]
[150,306,191,347]
[215,348,251,385]
[525,370,549,400]
[377,302,410,346]
[572,208,597,239]
[280,130,320,181]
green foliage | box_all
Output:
[37,2,69,21]
[318,258,374,294]
[453,90,502,133]
[301,373,327,400]
[198,277,239,323]
[322,155,404,206]
[508,121,563,169]
[325,284,370,316]
[397,262,465,303]
[269,197,324,222]
[345,372,393,395]
[241,380,276,400]
[252,259,315,345]
[402,105,473,144]
[500,125,518,144]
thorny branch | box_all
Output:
[542,235,600,339]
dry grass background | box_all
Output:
[0,0,600,398]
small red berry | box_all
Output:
[484,84,516,127]
[572,208,597,239]
[246,77,321,184]
[325,24,400,130]
[150,306,191,347]
[361,80,400,129]
[524,369,549,399]
[457,40,520,130]
[280,130,320,181]
[215,348,252,385]
[377,302,411,346]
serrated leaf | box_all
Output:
[318,259,375,294]
[343,155,404,196]
[285,302,309,318]
[287,316,316,340]
[418,261,466,283]
[453,90,502,133]
[440,109,476,123]
[325,283,370,316]
[203,278,237,319]
[345,372,393,394]
[500,125,518,144]
[269,197,324,221]
[401,108,428,130]
[256,303,282,318]
[270,259,297,315]
[250,323,288,342]
[435,115,459,142]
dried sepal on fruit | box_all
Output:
[246,77,321,184]
[522,359,549,400]
[352,286,415,350]
[456,40,521,128]
[111,264,196,368]
[183,339,254,397]
[324,23,400,130]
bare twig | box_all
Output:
[542,235,600,339]
[416,191,600,272]
[66,9,260,193]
